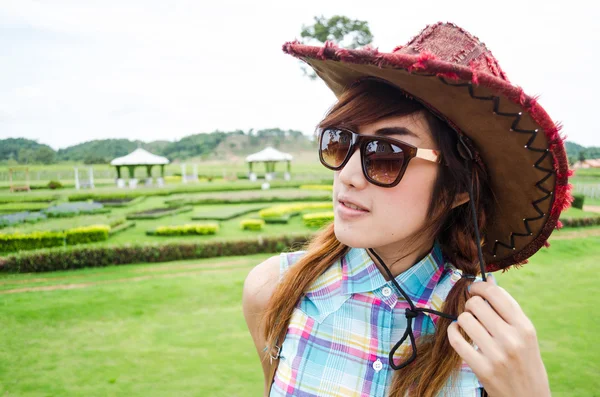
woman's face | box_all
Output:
[332,112,440,250]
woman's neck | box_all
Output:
[366,239,435,281]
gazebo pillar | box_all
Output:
[160,164,165,178]
[145,165,153,178]
[287,160,291,173]
[127,165,136,179]
[116,166,122,179]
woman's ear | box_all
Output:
[452,191,470,209]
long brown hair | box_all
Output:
[262,79,494,397]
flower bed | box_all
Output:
[126,206,193,220]
[0,211,47,229]
[97,196,146,207]
[43,202,110,218]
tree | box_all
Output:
[32,147,56,164]
[299,15,373,79]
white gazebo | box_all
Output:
[246,146,293,181]
[110,148,170,188]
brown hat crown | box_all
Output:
[393,22,508,81]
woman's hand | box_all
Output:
[447,276,551,397]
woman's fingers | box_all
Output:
[468,281,523,326]
[447,321,489,374]
[464,295,510,337]
[455,311,504,358]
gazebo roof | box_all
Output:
[246,146,293,162]
[110,148,170,166]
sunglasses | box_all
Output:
[318,127,441,187]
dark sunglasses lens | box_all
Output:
[364,140,404,185]
[320,129,352,168]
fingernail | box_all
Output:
[487,273,497,285]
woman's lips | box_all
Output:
[337,200,370,219]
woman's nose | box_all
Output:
[337,147,368,189]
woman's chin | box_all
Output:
[333,221,373,249]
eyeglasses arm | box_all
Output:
[415,148,441,164]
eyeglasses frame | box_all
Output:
[318,127,441,188]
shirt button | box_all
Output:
[373,359,383,372]
[382,286,392,297]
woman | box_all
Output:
[243,22,571,396]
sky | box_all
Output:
[1,0,598,150]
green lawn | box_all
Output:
[0,231,598,396]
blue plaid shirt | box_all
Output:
[269,243,485,396]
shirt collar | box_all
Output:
[335,242,447,308]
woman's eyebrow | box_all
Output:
[374,127,419,138]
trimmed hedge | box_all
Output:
[0,231,65,252]
[241,219,265,231]
[66,181,317,203]
[303,212,334,228]
[166,194,332,207]
[259,202,333,223]
[0,194,59,204]
[65,225,110,245]
[571,194,585,210]
[0,202,50,213]
[148,223,219,236]
[559,216,600,227]
[300,184,333,191]
[127,206,193,220]
[0,225,111,253]
[0,234,314,273]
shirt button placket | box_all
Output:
[376,291,393,396]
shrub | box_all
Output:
[571,194,585,210]
[303,212,335,228]
[148,223,219,236]
[241,219,265,231]
[65,225,110,245]
[0,234,314,273]
[191,205,268,221]
[47,180,63,190]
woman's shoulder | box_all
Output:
[278,250,308,280]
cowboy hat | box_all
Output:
[283,22,572,271]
